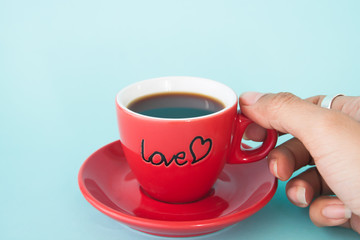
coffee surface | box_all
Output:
[127,92,225,118]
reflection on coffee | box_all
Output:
[127,92,225,118]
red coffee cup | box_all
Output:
[116,76,277,203]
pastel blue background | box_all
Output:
[1,0,359,239]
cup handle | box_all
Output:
[228,113,278,164]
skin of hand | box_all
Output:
[239,92,360,234]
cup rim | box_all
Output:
[116,76,238,121]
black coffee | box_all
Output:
[127,92,225,118]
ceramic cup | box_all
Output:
[116,76,277,203]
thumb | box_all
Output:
[239,92,326,141]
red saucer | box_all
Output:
[78,140,277,237]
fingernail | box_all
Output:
[296,186,308,207]
[322,205,352,219]
[287,186,308,207]
[269,158,279,179]
[239,92,265,106]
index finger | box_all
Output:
[306,95,360,121]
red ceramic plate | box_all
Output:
[78,140,277,237]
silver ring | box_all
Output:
[321,94,344,109]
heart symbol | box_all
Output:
[189,136,212,164]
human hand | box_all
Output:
[239,92,360,233]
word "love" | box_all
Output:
[141,136,213,167]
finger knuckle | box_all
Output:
[267,92,299,117]
[342,97,360,121]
